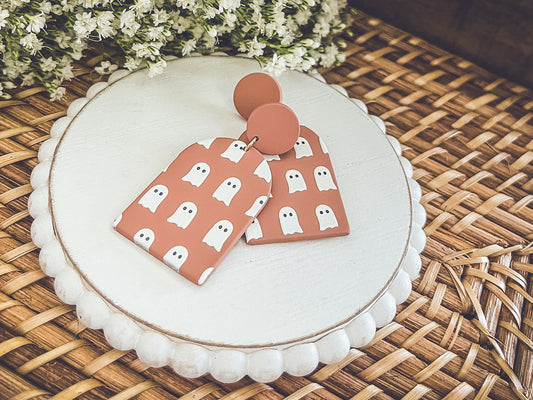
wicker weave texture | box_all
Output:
[0,12,531,400]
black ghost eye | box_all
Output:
[178,254,182,259]
[232,184,236,188]
[240,146,244,150]
[295,174,299,178]
[188,210,193,213]
[320,211,323,214]
[159,192,163,196]
[140,233,144,237]
[223,228,228,232]
[323,171,327,175]
[154,189,158,193]
[183,206,187,210]
[145,237,150,241]
[173,251,177,256]
[252,220,255,224]
[318,172,322,176]
[196,166,200,170]
[259,200,263,204]
[326,210,330,213]
[289,175,293,179]
[218,225,222,229]
[227,181,231,185]
[295,142,299,145]
[202,169,206,173]
[289,212,293,216]
[234,143,238,147]
[283,213,287,217]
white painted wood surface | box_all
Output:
[48,56,411,346]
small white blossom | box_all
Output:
[41,57,57,72]
[20,33,43,55]
[265,53,286,76]
[95,60,118,74]
[0,9,9,29]
[147,59,166,77]
[73,12,97,38]
[181,39,196,56]
[26,13,46,33]
[50,86,66,101]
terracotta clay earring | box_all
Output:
[233,73,350,244]
[113,75,300,286]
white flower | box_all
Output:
[219,0,240,12]
[73,12,97,38]
[246,37,266,57]
[124,57,142,71]
[119,10,141,37]
[0,9,9,29]
[39,2,52,13]
[96,11,116,39]
[50,86,66,101]
[41,57,57,72]
[20,33,43,55]
[131,0,154,15]
[264,53,286,76]
[152,9,169,25]
[26,13,46,33]
[147,59,166,77]
[181,39,196,56]
[95,60,118,75]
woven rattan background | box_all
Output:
[0,12,531,400]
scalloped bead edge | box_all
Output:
[30,61,426,383]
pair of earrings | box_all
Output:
[114,73,349,285]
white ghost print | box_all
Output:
[182,162,210,187]
[163,245,188,272]
[212,177,241,206]
[314,166,337,191]
[315,204,339,231]
[203,220,233,252]
[294,137,313,159]
[167,201,198,229]
[254,159,271,183]
[279,206,303,235]
[319,137,329,154]
[221,140,246,163]
[138,184,168,213]
[133,228,155,251]
[245,219,263,242]
[285,169,307,193]
[264,154,281,162]
[112,213,122,228]
[198,138,216,149]
[245,195,268,217]
[198,267,215,285]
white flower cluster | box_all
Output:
[0,0,351,99]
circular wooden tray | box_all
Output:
[29,56,426,383]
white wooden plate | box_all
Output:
[30,56,426,383]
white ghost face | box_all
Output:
[254,159,271,183]
[315,204,339,231]
[138,184,168,213]
[112,213,122,228]
[285,169,307,193]
[212,177,241,206]
[245,219,263,242]
[294,137,313,159]
[264,154,281,162]
[314,166,337,191]
[245,195,268,217]
[163,245,188,272]
[319,137,329,154]
[279,206,303,235]
[133,228,155,251]
[221,140,246,163]
[182,162,210,187]
[202,220,233,252]
[167,201,198,229]
[198,137,216,149]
